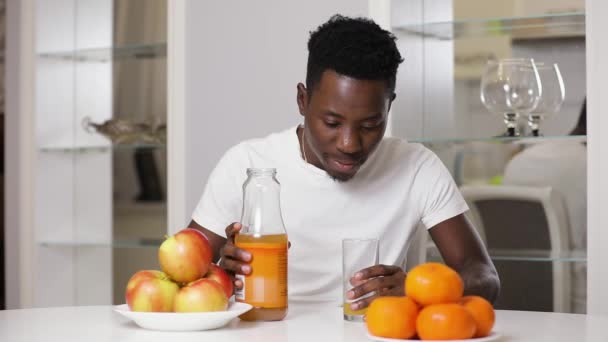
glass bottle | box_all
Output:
[235,168,288,321]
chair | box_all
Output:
[459,185,571,312]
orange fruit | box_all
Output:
[366,296,419,339]
[405,262,464,306]
[416,303,477,340]
[461,295,495,337]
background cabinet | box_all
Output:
[391,0,586,313]
[32,0,167,306]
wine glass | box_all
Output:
[526,63,565,136]
[480,58,542,137]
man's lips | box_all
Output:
[329,158,361,172]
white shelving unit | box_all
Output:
[33,0,113,306]
[6,0,169,308]
[389,0,607,315]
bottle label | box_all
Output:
[235,274,245,300]
[235,241,288,308]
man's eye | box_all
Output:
[325,121,340,128]
[362,123,382,130]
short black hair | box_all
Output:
[306,14,404,94]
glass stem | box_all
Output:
[504,113,519,137]
[528,114,542,137]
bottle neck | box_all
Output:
[241,168,285,235]
[247,168,276,178]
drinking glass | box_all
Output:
[480,58,542,137]
[342,238,379,322]
[527,63,565,136]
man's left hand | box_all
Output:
[346,264,406,311]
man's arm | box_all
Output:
[188,220,226,263]
[188,220,252,291]
[429,214,500,303]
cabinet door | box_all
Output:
[33,0,168,306]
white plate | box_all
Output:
[113,302,253,331]
[366,331,501,342]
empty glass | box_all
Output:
[527,63,565,136]
[480,58,542,137]
[342,238,379,322]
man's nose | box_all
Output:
[336,128,362,155]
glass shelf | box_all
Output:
[393,12,585,41]
[38,42,166,62]
[39,143,166,153]
[428,247,586,263]
[411,134,586,146]
[39,238,163,249]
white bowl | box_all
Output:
[366,331,501,342]
[113,302,253,331]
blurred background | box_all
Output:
[2,0,599,316]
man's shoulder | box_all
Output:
[235,126,295,151]
[376,137,435,164]
[221,126,297,163]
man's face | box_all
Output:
[297,70,394,181]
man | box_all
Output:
[189,15,499,310]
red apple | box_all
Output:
[174,278,229,312]
[125,270,179,312]
[205,264,234,298]
[159,228,213,284]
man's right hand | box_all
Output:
[218,222,252,290]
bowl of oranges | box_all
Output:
[365,262,499,341]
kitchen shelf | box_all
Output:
[393,12,585,41]
[37,42,166,62]
[411,134,586,146]
[39,238,163,249]
[428,247,586,263]
[39,143,166,153]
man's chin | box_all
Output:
[326,168,358,182]
[323,158,362,181]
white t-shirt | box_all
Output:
[192,126,468,303]
[503,140,587,313]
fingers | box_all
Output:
[347,277,389,301]
[221,243,251,263]
[224,222,242,241]
[352,264,402,281]
[348,287,402,311]
[346,269,406,311]
[219,223,252,277]
[219,256,251,275]
[350,293,380,312]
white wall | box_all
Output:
[183,1,369,222]
[586,0,608,316]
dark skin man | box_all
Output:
[189,69,500,311]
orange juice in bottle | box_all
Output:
[235,168,288,321]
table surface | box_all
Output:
[1,303,607,342]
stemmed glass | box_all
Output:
[526,63,565,136]
[480,58,542,137]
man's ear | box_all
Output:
[387,92,396,112]
[297,83,309,117]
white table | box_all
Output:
[1,303,607,341]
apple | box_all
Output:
[125,270,179,312]
[205,264,234,298]
[174,278,229,312]
[159,228,213,284]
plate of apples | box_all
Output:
[114,228,252,331]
